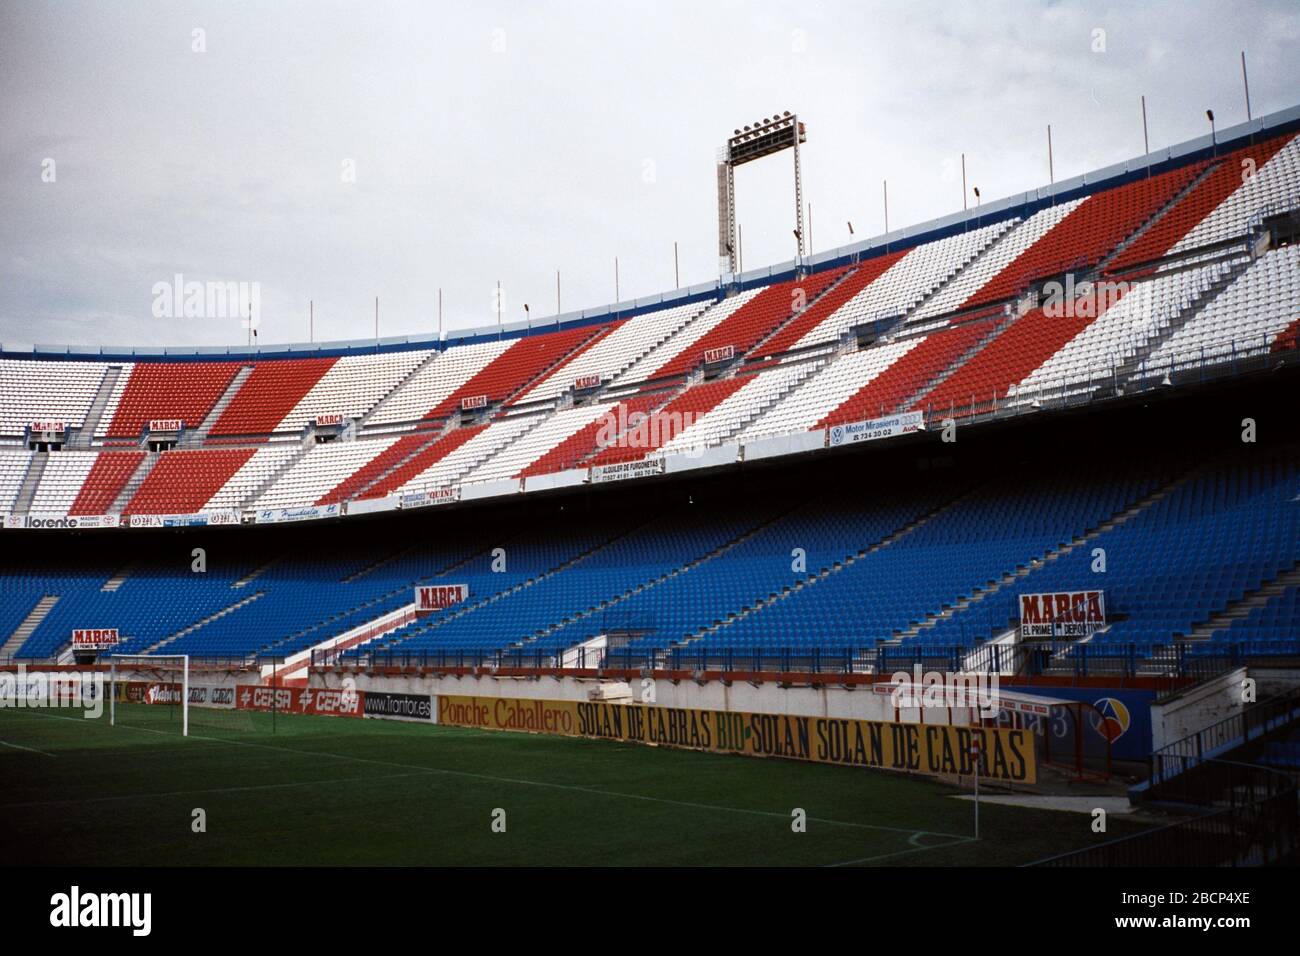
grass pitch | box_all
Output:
[0,704,1145,866]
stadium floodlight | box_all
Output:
[109,654,190,737]
[717,112,807,274]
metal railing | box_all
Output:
[1033,759,1298,866]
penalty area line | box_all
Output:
[824,832,978,867]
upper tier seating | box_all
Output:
[68,451,145,515]
[465,403,618,483]
[658,363,818,454]
[586,378,751,465]
[420,325,605,420]
[646,269,846,379]
[616,287,764,385]
[104,361,240,438]
[1106,134,1296,272]
[366,341,513,428]
[1143,243,1300,370]
[29,451,99,514]
[512,301,715,405]
[123,448,255,514]
[387,418,537,495]
[274,349,434,431]
[0,451,33,510]
[254,437,404,509]
[911,200,1083,320]
[964,163,1204,308]
[209,358,337,437]
[0,360,118,437]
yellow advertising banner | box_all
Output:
[437,695,1036,784]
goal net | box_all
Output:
[109,654,190,736]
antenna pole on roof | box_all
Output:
[961,154,967,211]
[1241,50,1252,122]
[1047,125,1054,185]
[1141,95,1151,178]
[438,288,442,340]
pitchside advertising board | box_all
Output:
[230,685,434,721]
[1019,590,1106,638]
[415,583,468,612]
[400,486,461,509]
[437,694,1037,783]
[827,411,924,447]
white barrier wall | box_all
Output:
[1149,666,1248,751]
[311,669,969,726]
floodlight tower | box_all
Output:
[717,112,807,276]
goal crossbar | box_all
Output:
[108,654,190,737]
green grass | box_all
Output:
[0,704,1147,866]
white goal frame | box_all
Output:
[108,654,190,737]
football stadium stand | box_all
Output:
[2,107,1300,678]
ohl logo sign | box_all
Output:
[1090,697,1131,743]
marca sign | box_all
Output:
[574,374,603,391]
[315,414,345,427]
[827,411,925,447]
[72,628,119,650]
[415,583,468,611]
[30,421,67,434]
[148,419,183,432]
[460,395,489,411]
[702,345,735,364]
[1019,590,1106,639]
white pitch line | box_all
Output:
[0,738,56,757]
[824,832,977,867]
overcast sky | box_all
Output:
[1,0,1296,351]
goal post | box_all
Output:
[108,654,189,737]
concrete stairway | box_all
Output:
[12,453,47,513]
[186,365,254,444]
[71,365,125,447]
[1,595,59,659]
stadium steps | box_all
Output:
[899,217,1025,325]
[678,488,983,646]
[715,357,828,444]
[266,541,505,654]
[109,452,159,513]
[348,425,451,500]
[12,453,47,513]
[1,596,59,659]
[233,557,280,589]
[451,412,551,484]
[1097,161,1223,274]
[187,365,254,445]
[101,563,135,593]
[70,365,125,448]
[143,590,266,654]
[898,312,1017,413]
[381,523,655,648]
[890,467,1199,644]
[610,294,727,385]
[511,506,801,652]
[1105,253,1254,393]
[237,442,313,511]
[570,388,684,468]
[358,349,443,429]
[1185,559,1300,641]
[746,264,862,357]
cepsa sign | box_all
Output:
[437,695,1036,783]
[415,584,468,612]
[1019,590,1106,639]
[72,628,119,650]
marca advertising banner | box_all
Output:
[1019,590,1106,639]
[827,411,925,448]
[437,695,1036,783]
[254,504,341,524]
[415,583,468,611]
[72,628,119,650]
[590,458,667,484]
